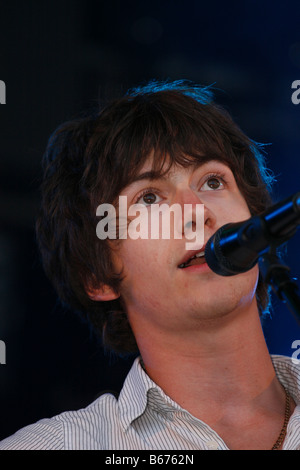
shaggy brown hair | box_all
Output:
[35,80,274,355]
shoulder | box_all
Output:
[0,392,119,450]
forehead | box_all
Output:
[121,156,233,198]
[108,145,236,205]
[129,151,229,183]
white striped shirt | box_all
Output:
[0,355,300,450]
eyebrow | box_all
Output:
[130,170,169,184]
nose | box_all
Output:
[175,189,217,247]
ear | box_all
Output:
[86,284,120,302]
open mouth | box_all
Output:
[178,250,206,269]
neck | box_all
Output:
[139,301,275,401]
[134,301,289,449]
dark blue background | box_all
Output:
[0,0,299,440]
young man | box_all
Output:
[0,80,299,450]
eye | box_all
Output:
[201,175,225,191]
[135,189,163,206]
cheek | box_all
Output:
[218,193,251,223]
[116,243,171,313]
[112,239,162,287]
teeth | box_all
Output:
[179,250,205,268]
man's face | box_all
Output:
[110,157,259,341]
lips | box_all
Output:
[178,246,206,269]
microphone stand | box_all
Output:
[259,247,300,325]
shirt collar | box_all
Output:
[272,354,300,404]
[118,354,300,431]
[117,356,154,431]
[118,356,183,431]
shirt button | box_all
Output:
[206,440,219,450]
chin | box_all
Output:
[188,278,258,322]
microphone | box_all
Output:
[204,192,300,276]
